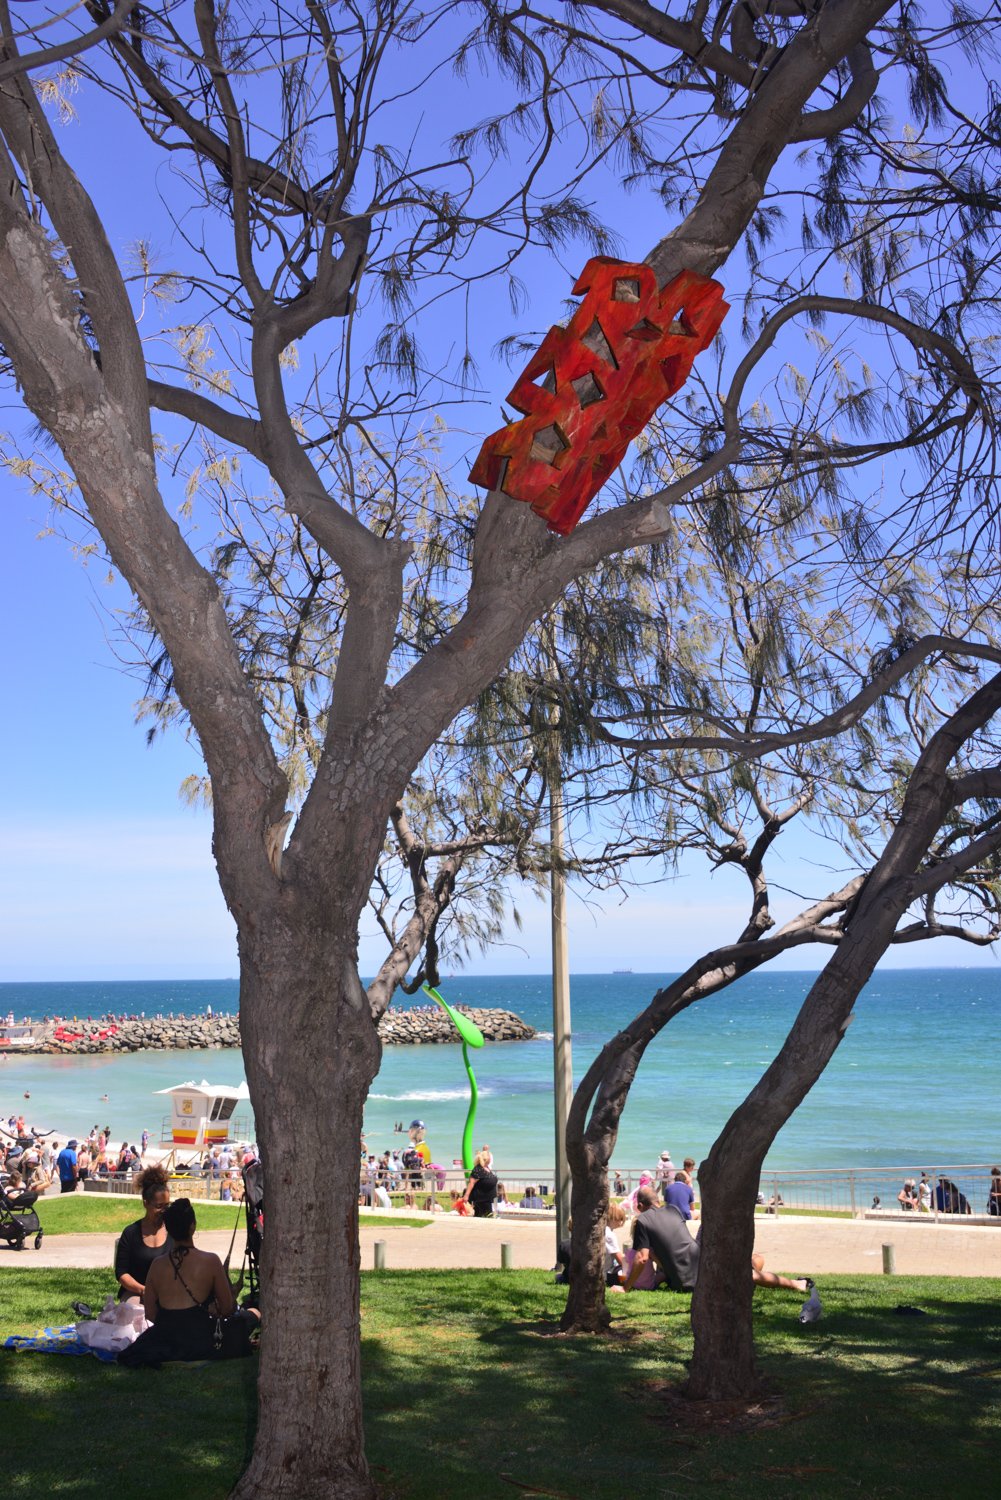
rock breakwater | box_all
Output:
[379,1007,536,1045]
[23,1007,536,1055]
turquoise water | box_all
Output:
[1,970,998,1172]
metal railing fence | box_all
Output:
[72,1160,1000,1218]
[597,1162,1001,1221]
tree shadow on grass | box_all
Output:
[361,1272,693,1500]
[361,1272,1001,1500]
[4,1269,997,1500]
[0,1268,257,1500]
[1,1353,258,1500]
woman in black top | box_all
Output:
[462,1150,498,1217]
[114,1163,172,1300]
[119,1198,257,1368]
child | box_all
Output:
[605,1200,627,1288]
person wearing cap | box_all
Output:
[654,1151,675,1187]
[56,1139,79,1194]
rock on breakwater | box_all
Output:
[378,1006,537,1045]
[24,1006,536,1054]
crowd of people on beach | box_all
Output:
[1,1114,257,1205]
[1,1008,235,1029]
[0,1121,146,1197]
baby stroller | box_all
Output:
[0,1183,44,1251]
[239,1160,264,1307]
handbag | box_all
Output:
[173,1250,254,1360]
[212,1310,254,1359]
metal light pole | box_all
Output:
[550,752,573,1249]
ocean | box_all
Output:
[0,969,997,1174]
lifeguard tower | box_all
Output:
[156,1079,251,1152]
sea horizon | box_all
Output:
[4,961,1000,991]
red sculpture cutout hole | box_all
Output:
[571,372,605,407]
[529,422,570,466]
[613,277,642,302]
[581,319,617,367]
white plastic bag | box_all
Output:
[76,1294,149,1351]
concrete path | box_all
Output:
[4,1212,999,1277]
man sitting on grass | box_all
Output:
[622,1186,811,1294]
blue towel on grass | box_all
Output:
[2,1325,118,1362]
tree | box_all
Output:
[553,633,1001,1366]
[689,666,1001,1396]
[1,3,999,1494]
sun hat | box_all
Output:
[660,1150,672,1159]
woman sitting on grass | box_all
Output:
[119,1198,258,1368]
[114,1163,172,1301]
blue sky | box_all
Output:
[1,12,998,982]
[3,480,994,980]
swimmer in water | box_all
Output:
[100,1093,109,1102]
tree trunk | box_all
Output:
[560,1147,611,1333]
[560,967,757,1335]
[230,922,382,1500]
[686,938,905,1399]
[685,1154,761,1401]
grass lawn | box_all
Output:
[1,1268,998,1498]
[27,1197,430,1234]
[753,1206,854,1219]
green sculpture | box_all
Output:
[422,983,484,1175]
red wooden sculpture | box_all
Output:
[469,258,728,535]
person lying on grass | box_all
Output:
[622,1186,811,1294]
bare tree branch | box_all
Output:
[148,378,265,459]
[0,0,139,82]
